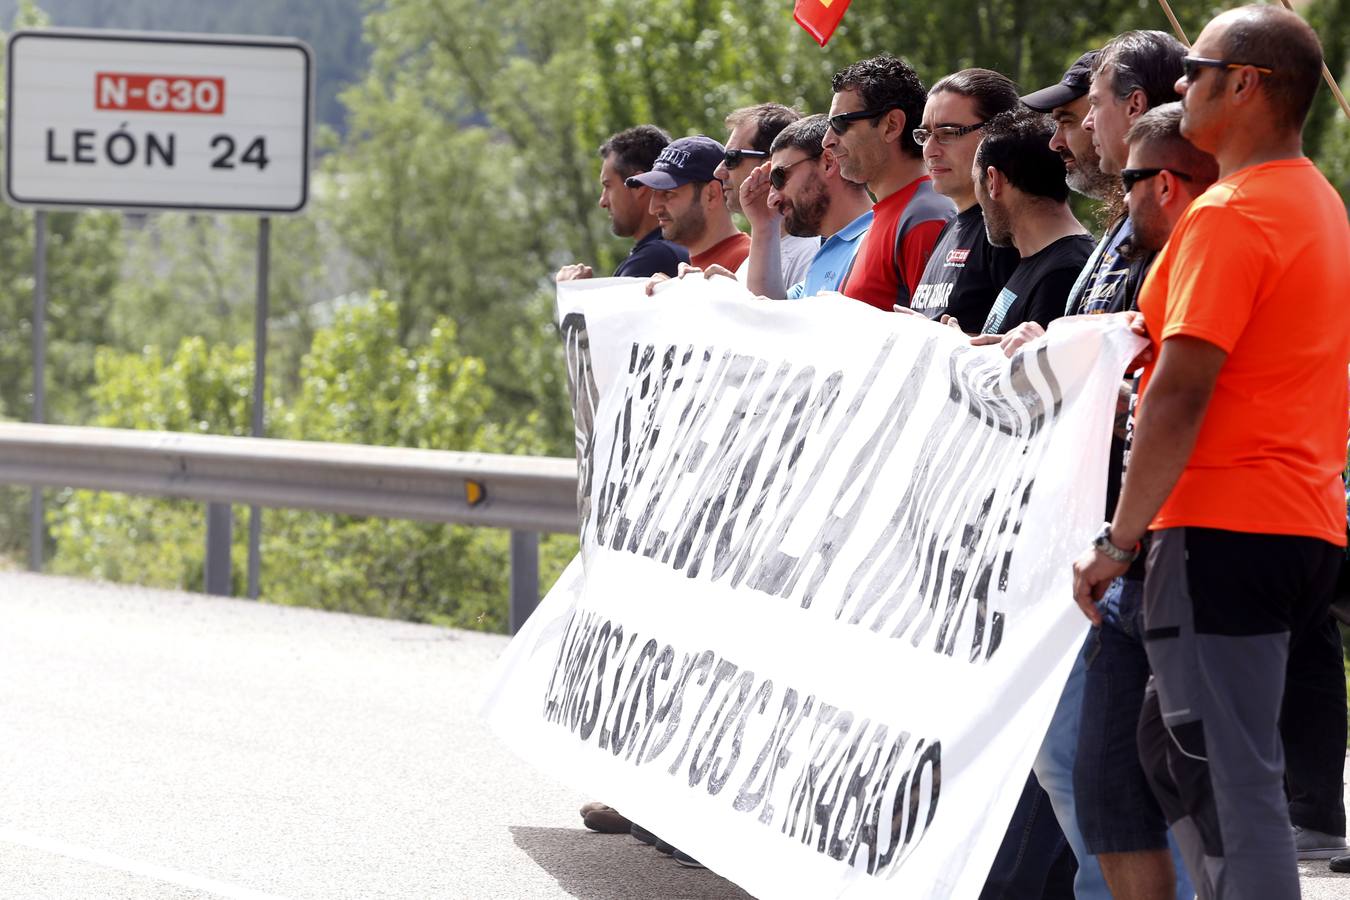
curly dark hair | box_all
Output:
[975,109,1068,203]
[830,55,928,158]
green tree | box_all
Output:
[327,0,594,453]
[0,0,369,135]
[107,208,346,398]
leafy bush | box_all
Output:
[47,295,577,631]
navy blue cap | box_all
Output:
[1022,51,1100,111]
[625,136,725,190]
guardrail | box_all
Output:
[0,423,579,631]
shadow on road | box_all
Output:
[510,826,756,899]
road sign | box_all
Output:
[4,29,313,215]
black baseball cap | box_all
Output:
[1021,51,1100,111]
[625,136,725,190]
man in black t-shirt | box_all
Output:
[556,125,689,283]
[971,111,1092,334]
[907,69,1022,332]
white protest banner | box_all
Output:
[484,276,1142,899]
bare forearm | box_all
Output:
[745,226,786,299]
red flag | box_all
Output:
[794,0,853,46]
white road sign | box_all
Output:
[4,29,313,214]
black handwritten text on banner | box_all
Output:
[487,276,1141,899]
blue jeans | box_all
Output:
[980,771,1073,899]
[1033,641,1111,899]
[1075,577,1193,898]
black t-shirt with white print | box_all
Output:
[910,205,1021,333]
[982,234,1096,334]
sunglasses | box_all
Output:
[827,107,894,135]
[912,121,987,146]
[769,156,814,190]
[1180,55,1274,82]
[1119,167,1193,192]
[723,148,769,169]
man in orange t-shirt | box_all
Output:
[1071,7,1350,898]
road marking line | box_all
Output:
[0,826,289,900]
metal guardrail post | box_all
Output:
[205,503,233,596]
[509,530,540,634]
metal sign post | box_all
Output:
[28,209,46,571]
[248,217,270,599]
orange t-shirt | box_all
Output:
[691,232,751,273]
[1136,158,1350,545]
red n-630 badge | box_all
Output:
[95,72,225,115]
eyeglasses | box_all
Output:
[723,148,769,169]
[912,121,987,146]
[1119,167,1193,192]
[1181,56,1274,82]
[769,157,814,190]
[827,107,895,135]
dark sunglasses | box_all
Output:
[1119,167,1193,192]
[827,107,894,135]
[723,148,769,169]
[769,156,814,190]
[1181,55,1274,82]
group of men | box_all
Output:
[556,5,1350,899]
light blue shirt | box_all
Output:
[786,210,874,299]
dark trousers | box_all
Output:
[1282,612,1347,836]
[1138,527,1341,900]
[979,772,1076,900]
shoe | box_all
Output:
[630,823,661,845]
[1294,825,1348,860]
[655,839,676,855]
[672,849,705,868]
[579,800,610,819]
[1330,854,1350,873]
[582,806,633,834]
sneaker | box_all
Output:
[672,849,705,868]
[630,823,661,846]
[1294,825,1348,860]
[1330,854,1350,873]
[655,839,676,855]
[582,806,633,834]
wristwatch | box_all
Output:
[1091,523,1141,564]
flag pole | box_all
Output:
[1155,0,1191,44]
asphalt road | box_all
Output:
[0,571,1344,899]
